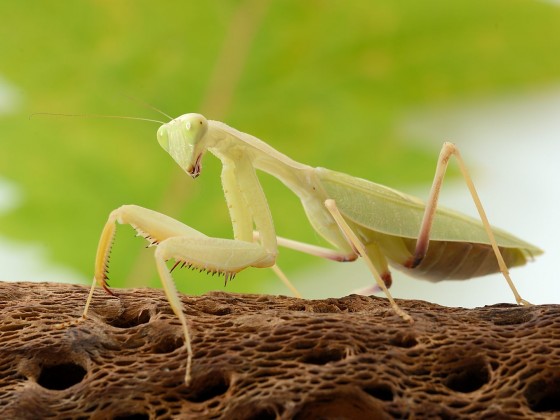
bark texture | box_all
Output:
[0,281,559,419]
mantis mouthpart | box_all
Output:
[79,113,541,385]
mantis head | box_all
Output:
[157,113,210,178]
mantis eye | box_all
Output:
[157,126,169,151]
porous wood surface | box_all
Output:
[0,281,559,419]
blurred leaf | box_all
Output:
[0,0,559,294]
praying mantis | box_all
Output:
[81,113,542,385]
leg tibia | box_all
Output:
[155,236,276,275]
[153,235,277,385]
[253,231,358,262]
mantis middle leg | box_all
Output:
[252,232,361,298]
[324,199,412,323]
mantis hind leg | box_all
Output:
[253,231,360,298]
[408,142,530,306]
[324,199,413,323]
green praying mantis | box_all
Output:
[80,113,541,385]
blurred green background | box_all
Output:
[1,0,559,295]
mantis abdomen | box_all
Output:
[383,235,532,281]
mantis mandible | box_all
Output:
[81,113,542,385]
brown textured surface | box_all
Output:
[0,281,559,419]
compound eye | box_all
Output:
[157,126,169,151]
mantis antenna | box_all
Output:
[29,112,165,125]
[119,94,174,121]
